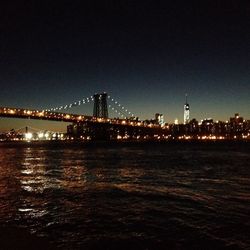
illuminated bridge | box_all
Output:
[0,93,167,140]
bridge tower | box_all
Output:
[93,93,108,118]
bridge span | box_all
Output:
[0,106,93,123]
[0,106,161,129]
[0,106,168,140]
[0,93,167,140]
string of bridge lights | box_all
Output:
[44,94,136,119]
[108,103,124,118]
[45,95,94,112]
[107,95,135,118]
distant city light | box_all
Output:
[25,133,33,140]
[38,132,44,138]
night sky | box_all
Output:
[0,1,250,132]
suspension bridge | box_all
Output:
[0,93,167,140]
[0,93,135,123]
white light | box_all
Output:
[38,132,44,138]
[25,133,33,140]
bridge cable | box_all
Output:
[107,95,136,119]
[44,95,94,112]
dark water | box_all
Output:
[0,141,250,249]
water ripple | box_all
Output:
[0,141,249,249]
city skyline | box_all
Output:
[0,2,250,131]
[0,96,248,133]
[1,104,249,141]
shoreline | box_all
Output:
[0,139,249,147]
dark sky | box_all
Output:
[0,1,250,131]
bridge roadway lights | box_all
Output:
[0,106,167,141]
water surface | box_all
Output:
[0,141,250,249]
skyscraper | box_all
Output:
[155,113,164,126]
[184,94,190,124]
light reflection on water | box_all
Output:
[0,142,250,249]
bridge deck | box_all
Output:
[0,107,162,129]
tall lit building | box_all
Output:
[155,113,164,126]
[184,94,190,124]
